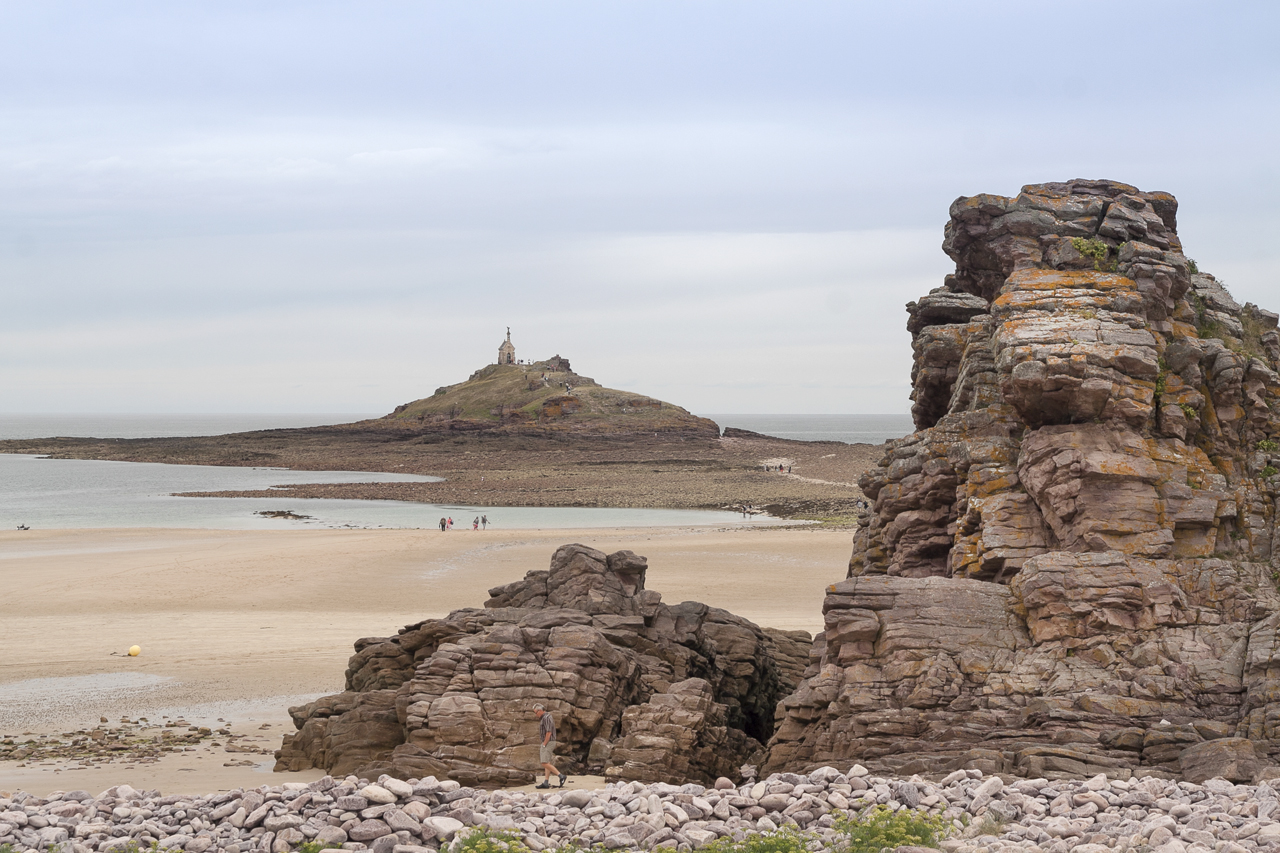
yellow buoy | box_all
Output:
[128,645,141,657]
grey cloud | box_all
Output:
[1,2,1278,413]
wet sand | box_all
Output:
[0,525,852,796]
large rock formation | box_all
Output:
[385,357,720,438]
[277,544,810,786]
[767,180,1280,781]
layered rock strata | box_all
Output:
[276,544,810,787]
[768,180,1280,782]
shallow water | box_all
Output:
[0,674,177,732]
[704,413,913,444]
[0,672,172,702]
[0,412,915,445]
[0,454,768,530]
[0,412,380,440]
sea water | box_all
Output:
[0,413,915,444]
[0,413,910,531]
[703,413,914,445]
[0,412,382,440]
[0,454,768,530]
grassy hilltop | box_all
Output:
[0,354,874,519]
[384,357,719,437]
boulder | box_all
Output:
[1179,738,1260,784]
[278,544,809,786]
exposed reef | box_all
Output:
[767,180,1280,782]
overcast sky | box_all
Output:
[2,2,1277,416]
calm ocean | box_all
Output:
[0,413,912,531]
[703,413,913,445]
[0,413,915,444]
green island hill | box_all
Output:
[0,331,876,519]
[384,346,719,438]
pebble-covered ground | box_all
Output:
[4,766,1280,853]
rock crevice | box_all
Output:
[277,544,810,786]
[768,180,1280,782]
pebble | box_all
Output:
[3,768,1279,852]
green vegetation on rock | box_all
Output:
[384,358,718,436]
[448,806,949,853]
[1071,237,1116,272]
[834,806,950,853]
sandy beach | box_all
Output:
[0,525,852,796]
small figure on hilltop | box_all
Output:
[533,704,567,789]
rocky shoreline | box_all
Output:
[0,718,272,772]
[6,765,1280,853]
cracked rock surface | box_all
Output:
[275,544,810,787]
[767,180,1280,783]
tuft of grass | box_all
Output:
[1196,317,1225,341]
[972,811,1011,838]
[451,829,537,853]
[1240,309,1269,360]
[704,826,813,853]
[1071,237,1116,272]
[1187,258,1200,274]
[834,805,951,853]
[445,805,955,853]
[1263,466,1278,478]
[1259,439,1278,453]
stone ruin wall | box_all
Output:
[276,544,812,787]
[766,180,1280,784]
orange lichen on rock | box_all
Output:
[769,179,1280,782]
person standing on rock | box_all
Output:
[533,704,567,789]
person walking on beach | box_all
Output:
[533,704,567,788]
[439,517,446,532]
[481,515,489,529]
[447,517,454,530]
[473,517,479,530]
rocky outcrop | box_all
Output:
[768,180,1280,782]
[277,544,810,787]
[386,358,720,438]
